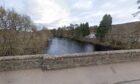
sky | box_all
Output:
[0,0,139,29]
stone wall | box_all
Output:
[0,55,43,71]
[1,49,140,71]
[42,49,140,70]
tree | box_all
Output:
[75,22,90,38]
[96,14,112,41]
[0,6,51,56]
[84,22,90,36]
[133,0,140,17]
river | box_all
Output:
[45,37,115,55]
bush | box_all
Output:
[0,7,50,56]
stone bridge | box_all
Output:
[1,49,140,84]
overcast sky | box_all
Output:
[0,0,139,28]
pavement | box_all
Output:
[1,62,140,84]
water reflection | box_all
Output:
[45,37,114,55]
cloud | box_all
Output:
[73,0,94,10]
[0,0,24,13]
[0,0,139,28]
[23,0,71,26]
[0,0,71,28]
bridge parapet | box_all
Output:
[0,55,43,71]
[42,49,140,70]
[0,49,140,71]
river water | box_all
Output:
[45,37,115,55]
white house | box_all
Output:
[86,32,96,39]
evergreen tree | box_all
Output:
[85,22,90,36]
[96,14,112,41]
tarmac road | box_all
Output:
[1,62,140,84]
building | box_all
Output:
[86,32,96,39]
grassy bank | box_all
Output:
[57,35,124,50]
[79,38,126,49]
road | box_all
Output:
[1,62,140,84]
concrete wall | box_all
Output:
[0,49,140,71]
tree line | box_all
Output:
[0,6,51,56]
[52,22,90,39]
[53,14,112,41]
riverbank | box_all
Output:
[78,38,126,49]
[57,36,124,50]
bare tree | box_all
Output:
[0,6,51,56]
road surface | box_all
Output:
[1,62,140,84]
